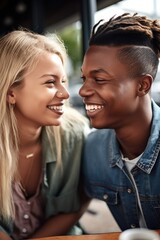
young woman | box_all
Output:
[0,29,89,240]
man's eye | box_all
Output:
[95,78,112,83]
[95,78,105,82]
[80,76,85,82]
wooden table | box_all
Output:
[29,229,160,240]
[28,232,120,240]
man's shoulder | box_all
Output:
[87,128,114,142]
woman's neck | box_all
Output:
[18,126,42,148]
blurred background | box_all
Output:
[0,0,160,233]
[0,0,160,114]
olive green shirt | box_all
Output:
[0,117,89,239]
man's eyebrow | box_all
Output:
[90,69,109,74]
[81,68,110,74]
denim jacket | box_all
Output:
[82,100,160,231]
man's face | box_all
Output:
[80,45,140,129]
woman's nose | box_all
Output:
[56,86,70,99]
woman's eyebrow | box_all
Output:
[40,74,55,78]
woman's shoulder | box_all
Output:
[61,106,90,140]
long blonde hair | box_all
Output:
[0,29,68,222]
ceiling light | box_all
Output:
[16,2,26,13]
[3,16,13,26]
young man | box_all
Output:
[79,13,160,230]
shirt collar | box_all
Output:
[42,128,57,164]
[111,101,160,174]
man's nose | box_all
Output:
[79,83,94,97]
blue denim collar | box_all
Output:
[110,101,160,174]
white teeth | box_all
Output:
[48,105,63,111]
[85,104,104,112]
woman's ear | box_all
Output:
[137,74,153,97]
[7,89,16,104]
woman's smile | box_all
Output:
[47,103,64,115]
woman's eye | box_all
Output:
[62,79,67,84]
[46,80,55,85]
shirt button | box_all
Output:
[103,194,108,200]
[131,224,136,228]
[24,214,29,219]
[27,201,31,205]
[22,228,27,233]
[127,188,132,193]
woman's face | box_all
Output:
[80,45,141,129]
[9,52,69,128]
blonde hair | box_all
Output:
[0,29,68,222]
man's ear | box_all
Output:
[137,74,153,97]
[7,89,16,104]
